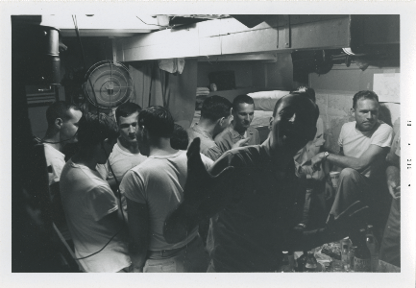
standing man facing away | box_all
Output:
[214,94,260,155]
[310,90,393,231]
[41,101,82,222]
[60,113,132,272]
[97,102,146,189]
[164,93,368,272]
[121,106,213,272]
[187,95,232,161]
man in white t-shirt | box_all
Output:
[120,106,213,272]
[41,101,82,223]
[311,90,393,232]
[60,112,132,272]
[97,102,147,188]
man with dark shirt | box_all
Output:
[164,92,368,272]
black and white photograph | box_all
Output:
[2,1,415,288]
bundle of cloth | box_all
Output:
[246,90,290,128]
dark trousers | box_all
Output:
[379,198,400,267]
[329,168,391,237]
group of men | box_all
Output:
[41,88,400,273]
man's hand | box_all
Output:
[387,180,400,199]
[323,201,369,242]
[310,152,326,172]
[386,166,400,199]
[232,137,251,149]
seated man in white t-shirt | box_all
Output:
[41,101,82,224]
[60,112,132,272]
[97,103,147,215]
[120,106,213,272]
[311,90,393,234]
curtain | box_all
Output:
[129,59,197,129]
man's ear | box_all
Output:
[351,107,355,117]
[269,117,274,131]
[54,118,64,129]
[219,117,225,127]
[141,126,149,139]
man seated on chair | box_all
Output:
[121,106,213,272]
[214,94,260,155]
[60,112,132,272]
[41,101,82,224]
[187,95,232,161]
[311,90,393,237]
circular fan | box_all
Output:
[83,60,133,109]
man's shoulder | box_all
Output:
[215,127,233,142]
[61,161,110,192]
[43,143,65,159]
[342,121,356,130]
[376,121,393,134]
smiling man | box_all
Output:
[311,90,393,233]
[214,94,260,155]
[164,92,369,272]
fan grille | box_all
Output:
[84,61,132,109]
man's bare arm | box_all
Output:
[311,144,389,172]
[127,198,149,272]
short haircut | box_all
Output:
[201,95,232,122]
[115,102,142,124]
[170,124,189,150]
[273,92,320,124]
[139,106,174,138]
[352,90,379,108]
[292,86,316,103]
[77,112,119,149]
[232,94,255,111]
[46,101,79,126]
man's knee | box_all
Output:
[339,168,361,182]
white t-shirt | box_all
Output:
[60,160,131,272]
[338,121,393,178]
[96,140,147,182]
[43,143,66,186]
[120,150,213,251]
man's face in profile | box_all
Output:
[61,108,82,143]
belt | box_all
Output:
[147,236,198,258]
